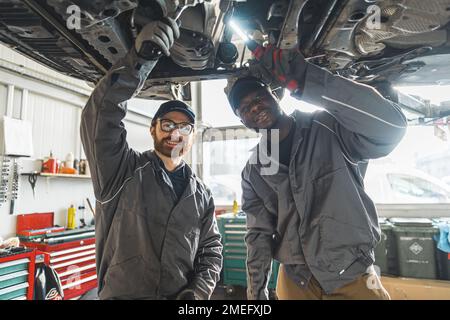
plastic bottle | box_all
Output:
[42,151,57,174]
[73,159,79,173]
[79,160,86,175]
[67,204,76,230]
[84,161,90,176]
[65,152,74,169]
[232,199,239,216]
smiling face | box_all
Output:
[235,88,282,130]
[150,111,195,159]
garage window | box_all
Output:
[202,134,259,206]
[365,85,450,204]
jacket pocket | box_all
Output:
[319,215,373,274]
[103,255,153,299]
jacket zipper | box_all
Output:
[156,177,195,297]
[338,257,359,276]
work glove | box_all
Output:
[248,45,308,96]
[135,18,180,59]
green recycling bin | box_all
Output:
[374,218,398,275]
[390,217,439,279]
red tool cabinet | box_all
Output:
[0,249,36,300]
[17,212,97,300]
[28,239,97,300]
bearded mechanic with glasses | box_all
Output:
[80,1,222,300]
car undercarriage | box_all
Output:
[1,0,450,116]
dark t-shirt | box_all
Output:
[164,163,189,201]
[278,121,296,167]
[156,156,189,201]
[274,118,311,285]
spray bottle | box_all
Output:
[67,204,76,229]
[232,199,239,216]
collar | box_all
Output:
[248,110,313,166]
[144,150,198,196]
[155,154,186,174]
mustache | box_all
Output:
[252,108,271,121]
[163,136,183,143]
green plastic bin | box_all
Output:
[390,218,439,279]
[374,218,399,275]
[217,213,280,290]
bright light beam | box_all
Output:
[229,19,250,42]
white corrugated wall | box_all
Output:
[0,44,154,238]
[26,92,81,159]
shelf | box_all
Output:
[40,173,91,179]
[21,172,91,179]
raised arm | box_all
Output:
[300,60,407,160]
[80,19,180,202]
[80,48,156,202]
[250,46,407,161]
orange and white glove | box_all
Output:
[248,44,308,96]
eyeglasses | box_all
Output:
[159,119,194,136]
[237,90,271,117]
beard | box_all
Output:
[154,136,188,159]
[251,109,282,132]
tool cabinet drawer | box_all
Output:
[0,258,30,276]
[0,270,29,290]
[0,282,29,300]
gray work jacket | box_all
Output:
[242,60,407,299]
[80,48,223,300]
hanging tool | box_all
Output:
[86,198,95,217]
[0,156,11,206]
[28,172,38,198]
[9,158,18,215]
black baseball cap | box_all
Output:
[152,100,195,125]
[227,76,269,114]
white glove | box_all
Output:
[135,18,180,58]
